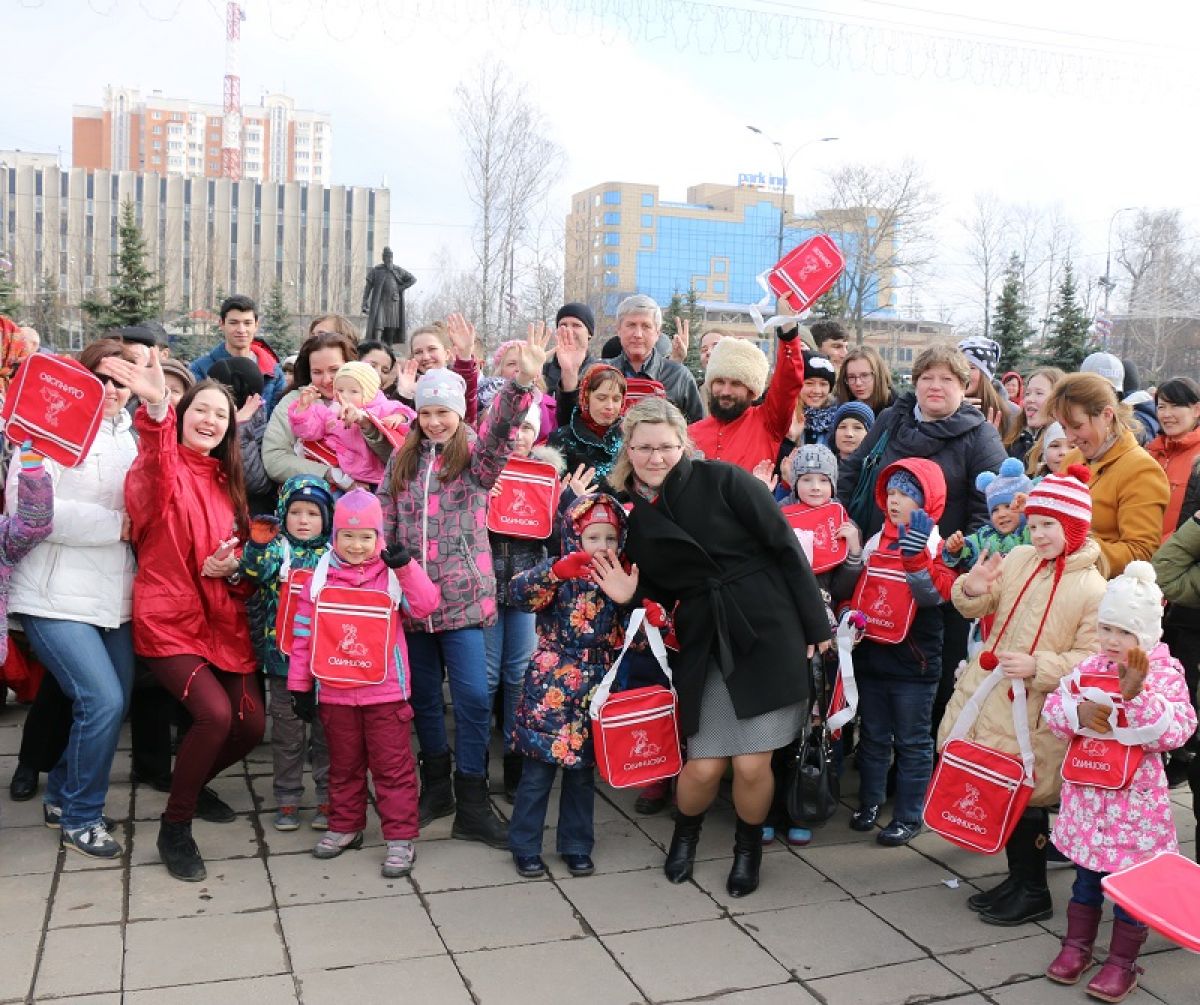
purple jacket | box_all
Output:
[0,462,54,662]
[379,379,532,633]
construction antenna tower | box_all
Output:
[222,1,244,180]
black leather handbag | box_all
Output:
[786,656,840,824]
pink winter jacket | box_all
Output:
[288,392,415,486]
[1044,644,1197,874]
[287,553,440,706]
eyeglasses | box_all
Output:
[312,329,340,338]
[846,372,873,384]
[628,443,684,459]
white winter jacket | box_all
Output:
[6,411,138,628]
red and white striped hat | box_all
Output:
[1024,464,1092,554]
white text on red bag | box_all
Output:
[486,456,562,540]
[766,235,846,314]
[2,354,106,467]
[923,669,1036,854]
[782,502,849,574]
[589,608,682,788]
[310,585,394,688]
[1103,852,1200,953]
[851,549,917,644]
[1059,668,1147,790]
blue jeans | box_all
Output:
[407,628,491,776]
[483,608,536,754]
[508,757,595,856]
[23,616,134,831]
[1072,866,1144,927]
[856,675,937,824]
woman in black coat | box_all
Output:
[608,398,832,898]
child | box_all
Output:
[286,489,440,878]
[1041,563,1195,999]
[799,351,838,445]
[942,457,1032,571]
[850,459,954,846]
[288,360,414,491]
[506,494,634,878]
[1028,421,1068,479]
[478,339,556,436]
[239,475,335,832]
[486,404,566,802]
[826,400,875,462]
[944,466,1107,926]
[549,364,626,496]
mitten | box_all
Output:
[289,689,316,724]
[552,551,594,580]
[249,515,281,545]
[382,543,412,569]
[643,599,669,629]
[18,440,43,473]
[898,509,935,557]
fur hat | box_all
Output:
[332,488,384,555]
[801,350,837,389]
[976,457,1032,513]
[958,336,1002,380]
[705,337,769,399]
[790,444,838,488]
[334,360,381,403]
[1024,463,1092,554]
[415,367,467,417]
[1081,352,1125,393]
[1098,561,1164,650]
[886,469,924,507]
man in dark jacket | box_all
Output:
[190,295,286,413]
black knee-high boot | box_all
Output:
[979,809,1052,926]
[727,816,764,898]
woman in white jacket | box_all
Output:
[7,339,138,859]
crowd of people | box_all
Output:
[0,295,1198,1002]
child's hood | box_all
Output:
[276,474,335,546]
[530,443,567,475]
[559,492,628,554]
[874,457,947,522]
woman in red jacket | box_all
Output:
[99,350,262,883]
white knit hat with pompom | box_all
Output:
[1097,561,1164,650]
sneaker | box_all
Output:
[312,830,364,860]
[561,853,594,877]
[273,806,301,831]
[786,826,813,847]
[44,804,114,831]
[381,839,415,878]
[877,820,922,846]
[311,804,330,831]
[195,786,236,824]
[850,804,881,831]
[513,853,547,878]
[61,822,122,859]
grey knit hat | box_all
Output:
[790,443,838,487]
[414,367,467,417]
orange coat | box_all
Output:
[1147,427,1200,541]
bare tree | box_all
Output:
[960,193,1010,339]
[407,247,482,332]
[454,59,564,347]
[814,160,940,343]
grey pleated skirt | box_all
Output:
[685,667,805,758]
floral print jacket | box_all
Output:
[1044,644,1197,873]
[508,494,630,769]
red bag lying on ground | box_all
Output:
[923,669,1035,854]
[486,456,561,540]
[1103,852,1200,952]
[589,608,682,789]
[2,354,105,467]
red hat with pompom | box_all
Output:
[1023,463,1092,555]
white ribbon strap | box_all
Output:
[588,607,673,721]
[308,550,402,608]
[1061,679,1174,748]
[748,269,804,334]
[826,611,861,733]
[946,667,1035,785]
[278,538,293,582]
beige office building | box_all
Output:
[0,158,388,347]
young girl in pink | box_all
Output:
[287,489,440,878]
[288,360,413,491]
[1042,562,1196,1002]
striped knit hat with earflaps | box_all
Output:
[977,464,1092,672]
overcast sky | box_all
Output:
[7,0,1200,326]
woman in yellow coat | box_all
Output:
[1048,372,1168,577]
[938,467,1106,927]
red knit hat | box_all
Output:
[577,497,621,532]
[1024,464,1093,555]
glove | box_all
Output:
[552,551,594,581]
[249,515,281,545]
[289,690,316,724]
[18,440,43,473]
[898,509,935,557]
[382,543,412,569]
[643,599,669,629]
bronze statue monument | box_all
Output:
[362,247,416,345]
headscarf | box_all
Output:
[578,364,624,439]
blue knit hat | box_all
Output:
[976,457,1032,513]
[886,469,924,507]
[829,400,875,435]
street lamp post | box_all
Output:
[1100,205,1137,316]
[746,128,838,261]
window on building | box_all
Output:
[713,260,727,273]
[604,233,620,246]
[153,125,162,134]
[603,212,620,225]
[604,253,619,266]
[603,190,620,205]
[639,214,652,228]
[694,280,706,292]
[604,273,617,287]
[713,281,725,294]
[152,140,161,150]
[640,234,652,248]
[641,193,653,207]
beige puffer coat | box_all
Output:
[938,540,1106,806]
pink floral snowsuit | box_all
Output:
[1043,644,1197,873]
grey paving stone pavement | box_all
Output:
[1,702,1196,1004]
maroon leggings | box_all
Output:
[145,655,265,823]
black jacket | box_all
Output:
[624,456,832,738]
[836,392,1008,540]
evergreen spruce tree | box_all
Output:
[1042,261,1092,372]
[80,199,164,332]
[810,288,848,321]
[259,280,295,353]
[991,253,1034,372]
[0,259,19,318]
[30,273,63,348]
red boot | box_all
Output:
[1085,919,1148,1003]
[1045,901,1102,985]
